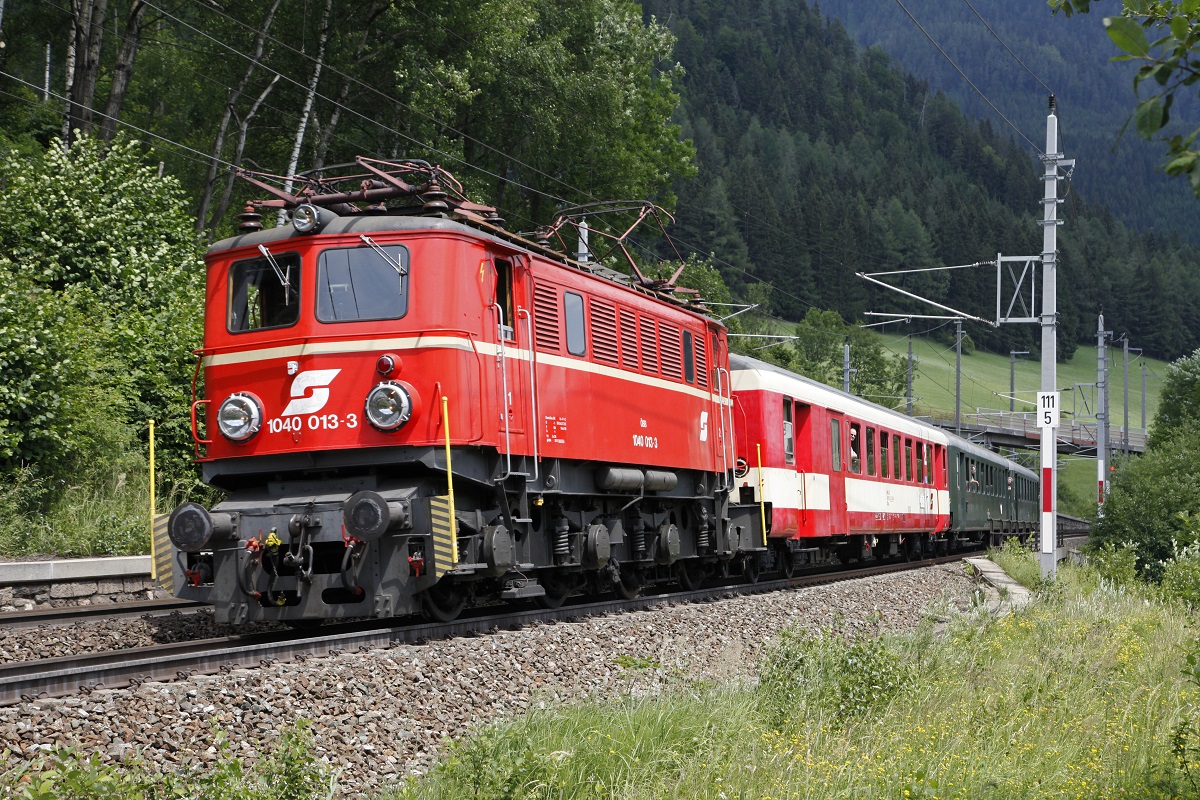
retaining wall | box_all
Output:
[0,556,165,611]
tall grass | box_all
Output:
[0,455,206,558]
[389,557,1200,799]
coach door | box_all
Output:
[826,413,848,537]
[792,401,813,529]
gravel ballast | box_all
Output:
[0,563,980,797]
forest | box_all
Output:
[1,0,1199,549]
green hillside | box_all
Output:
[876,330,1167,516]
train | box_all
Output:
[166,158,1038,625]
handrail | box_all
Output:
[491,301,513,482]
[518,306,540,484]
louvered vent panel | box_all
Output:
[695,336,709,388]
[533,285,560,351]
[590,300,619,364]
[639,318,659,373]
[619,310,639,370]
[660,322,683,379]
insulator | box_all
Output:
[237,204,263,232]
[554,517,571,558]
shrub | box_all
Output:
[756,627,913,730]
[1160,542,1200,608]
[1088,540,1143,587]
[1091,419,1200,578]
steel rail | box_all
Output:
[1,553,974,707]
[0,598,207,631]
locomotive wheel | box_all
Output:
[537,574,572,609]
[743,554,761,584]
[905,535,925,562]
[421,583,466,622]
[676,561,704,591]
[778,548,796,579]
[614,568,643,600]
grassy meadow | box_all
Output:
[388,544,1200,799]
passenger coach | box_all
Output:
[729,354,951,569]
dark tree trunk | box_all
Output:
[98,0,149,143]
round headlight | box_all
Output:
[365,381,412,432]
[216,392,263,442]
[292,202,324,233]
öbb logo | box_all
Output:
[282,369,342,416]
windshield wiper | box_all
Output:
[257,244,293,305]
[359,234,408,276]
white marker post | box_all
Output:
[1038,391,1059,568]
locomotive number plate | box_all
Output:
[267,413,360,434]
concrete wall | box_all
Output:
[0,557,165,611]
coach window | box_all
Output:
[905,439,913,482]
[229,251,301,332]
[316,244,408,323]
[783,400,795,465]
[879,431,889,478]
[564,291,587,356]
[893,434,902,481]
[831,419,842,472]
[849,423,861,473]
[866,427,877,476]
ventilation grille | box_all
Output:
[659,322,682,379]
[695,335,709,388]
[619,310,639,370]
[590,299,618,364]
[533,284,560,351]
[639,318,659,373]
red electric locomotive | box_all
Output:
[167,159,762,623]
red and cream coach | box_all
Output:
[730,354,951,566]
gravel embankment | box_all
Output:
[0,612,281,663]
[0,563,980,797]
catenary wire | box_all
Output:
[892,0,1044,155]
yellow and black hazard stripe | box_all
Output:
[151,513,173,592]
[429,496,457,579]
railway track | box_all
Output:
[1,553,973,707]
[0,597,206,630]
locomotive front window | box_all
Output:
[316,244,409,322]
[228,252,301,332]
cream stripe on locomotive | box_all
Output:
[203,334,733,406]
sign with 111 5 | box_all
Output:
[1037,391,1060,428]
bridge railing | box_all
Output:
[923,409,1147,453]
